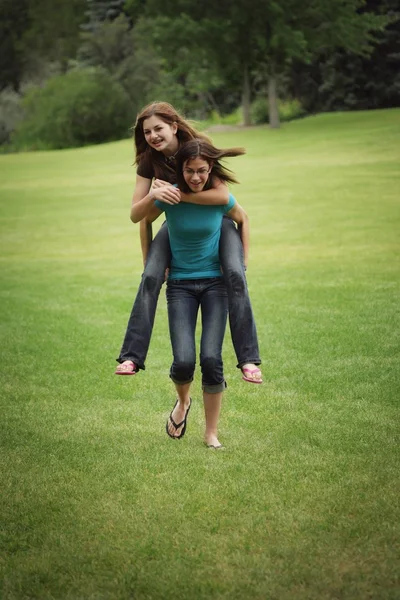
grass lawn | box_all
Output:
[0,108,399,599]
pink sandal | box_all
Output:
[115,361,138,376]
[241,366,263,384]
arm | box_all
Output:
[130,175,180,223]
[180,179,230,206]
[139,206,164,265]
[226,203,249,268]
[140,219,153,265]
[140,206,162,266]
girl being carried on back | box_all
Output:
[115,101,262,384]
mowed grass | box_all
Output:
[0,109,399,599]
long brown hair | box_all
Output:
[175,139,245,193]
[134,102,210,179]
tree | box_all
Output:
[0,0,31,91]
[80,0,126,33]
[77,12,162,114]
[22,0,86,73]
[131,12,228,117]
[137,0,389,127]
[288,0,400,112]
[0,0,86,91]
[236,0,389,127]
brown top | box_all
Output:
[137,152,177,184]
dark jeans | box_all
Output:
[219,217,261,368]
[117,222,171,370]
[167,277,228,393]
[117,217,261,370]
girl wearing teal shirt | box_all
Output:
[145,139,250,449]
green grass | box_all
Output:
[1,109,399,599]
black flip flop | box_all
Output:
[166,398,192,440]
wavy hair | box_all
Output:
[175,139,245,193]
[133,102,210,178]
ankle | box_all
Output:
[177,397,191,409]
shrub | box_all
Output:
[251,96,305,125]
[0,89,23,147]
[13,68,133,150]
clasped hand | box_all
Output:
[151,179,181,205]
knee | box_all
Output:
[224,266,246,295]
[172,359,195,382]
[142,256,165,292]
[201,355,222,379]
[141,272,163,294]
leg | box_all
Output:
[166,280,199,439]
[116,222,171,371]
[219,217,262,382]
[166,382,192,439]
[203,391,223,448]
[199,278,229,447]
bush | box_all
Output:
[0,89,23,147]
[251,96,305,125]
[13,68,133,150]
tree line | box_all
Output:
[0,0,399,150]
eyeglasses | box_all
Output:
[183,167,210,176]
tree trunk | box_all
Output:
[268,73,280,129]
[242,65,251,126]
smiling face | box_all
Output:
[182,157,211,192]
[142,115,178,156]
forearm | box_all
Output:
[140,219,153,265]
[181,186,229,206]
[130,191,156,223]
[238,217,249,267]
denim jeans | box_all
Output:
[117,222,171,370]
[117,217,261,370]
[218,217,261,368]
[167,277,228,393]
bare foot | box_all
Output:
[166,398,191,439]
[204,433,224,449]
[115,360,137,375]
[241,363,262,383]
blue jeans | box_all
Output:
[167,277,228,393]
[117,218,261,369]
[117,222,171,370]
[219,217,261,367]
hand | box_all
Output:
[152,178,170,189]
[151,182,181,205]
[164,268,169,281]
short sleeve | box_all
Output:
[223,194,236,213]
[137,160,154,180]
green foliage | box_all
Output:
[12,68,133,150]
[135,0,390,127]
[288,0,400,113]
[1,0,398,141]
[251,95,305,124]
[0,88,23,147]
[78,14,162,112]
[0,0,31,92]
[22,0,86,69]
[197,107,243,130]
[81,0,126,32]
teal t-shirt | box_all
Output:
[155,194,236,279]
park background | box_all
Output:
[1,1,400,599]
